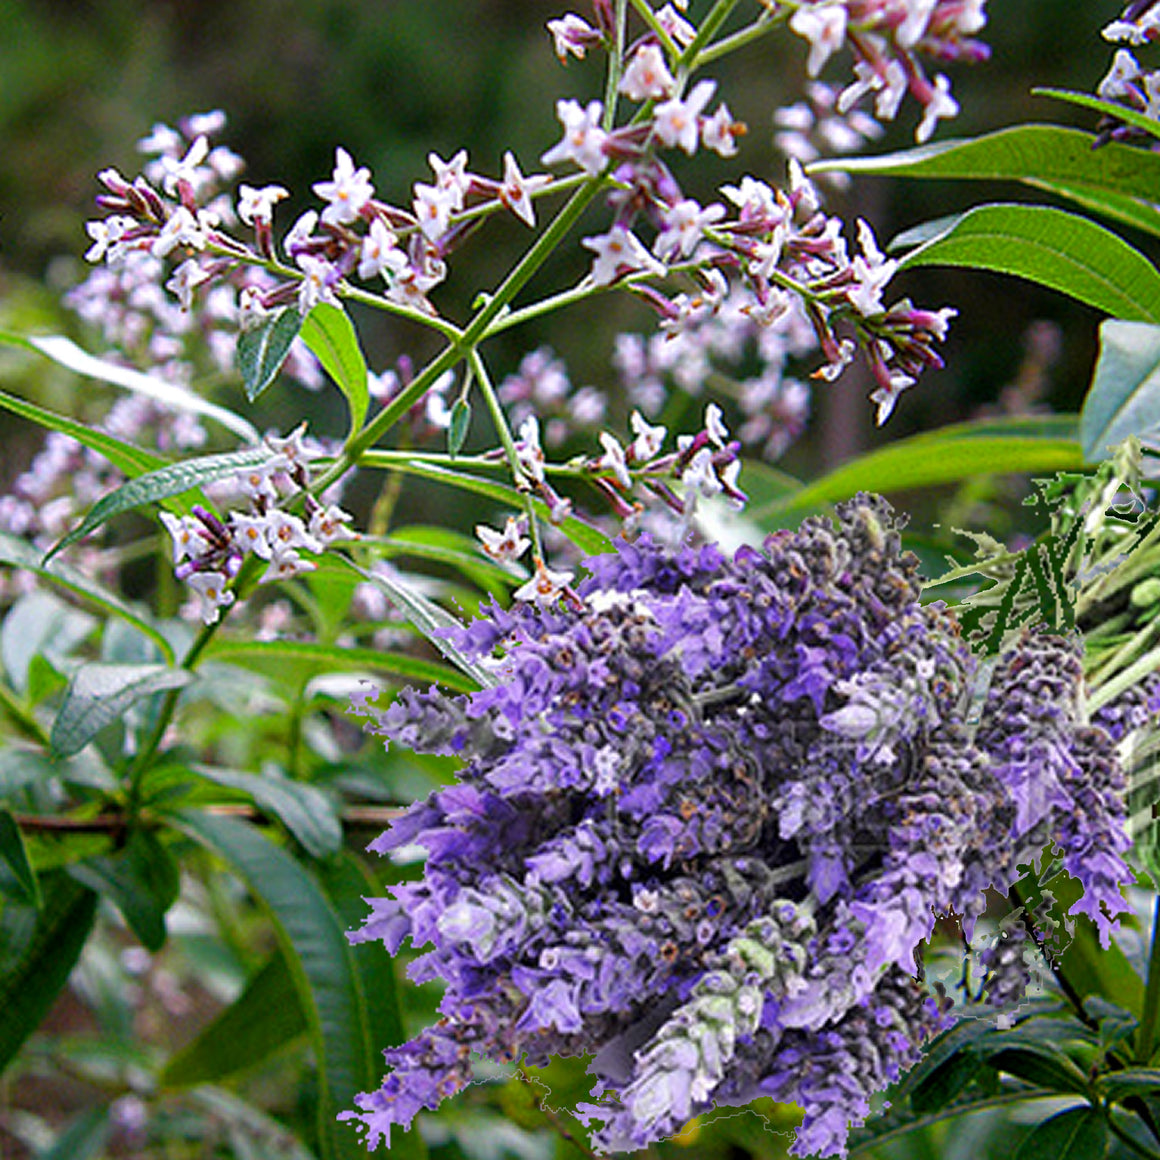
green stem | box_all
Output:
[603,0,628,131]
[677,0,742,72]
[312,175,608,497]
[1138,894,1160,1064]
[695,8,785,66]
[627,0,679,57]
[468,349,544,560]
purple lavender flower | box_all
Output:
[344,495,1136,1158]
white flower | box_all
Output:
[583,225,666,286]
[313,147,374,226]
[789,4,847,76]
[656,3,696,47]
[547,13,597,61]
[701,102,742,156]
[266,510,323,556]
[541,99,608,175]
[870,370,916,425]
[517,415,547,484]
[309,504,357,545]
[413,180,459,244]
[721,175,779,219]
[84,216,133,263]
[238,183,290,225]
[499,152,550,228]
[629,410,666,461]
[236,459,283,503]
[915,75,958,143]
[897,0,938,49]
[165,258,210,310]
[265,424,314,466]
[296,254,339,314]
[187,571,235,624]
[152,206,206,259]
[652,80,716,154]
[359,219,406,281]
[619,44,675,101]
[260,548,318,585]
[654,198,725,261]
[514,558,574,606]
[704,402,729,448]
[159,134,210,194]
[230,512,276,558]
[160,511,208,563]
[475,515,530,563]
[427,150,471,209]
[847,219,897,316]
[1099,49,1143,99]
[598,432,632,490]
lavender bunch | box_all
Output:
[343,495,1139,1158]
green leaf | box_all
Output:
[810,125,1160,203]
[359,456,615,558]
[0,873,98,1074]
[161,948,307,1086]
[0,808,40,907]
[202,637,479,694]
[1013,1107,1109,1160]
[1082,321,1160,461]
[51,663,194,759]
[0,382,165,477]
[1034,87,1160,144]
[67,830,180,952]
[300,302,369,436]
[0,532,173,662]
[375,524,523,591]
[1026,178,1160,242]
[753,416,1083,525]
[1,590,96,695]
[237,307,303,403]
[190,765,343,859]
[985,1046,1091,1095]
[36,1106,111,1160]
[170,810,376,1160]
[340,557,496,691]
[1058,912,1146,1020]
[0,330,259,443]
[46,446,270,560]
[908,1047,985,1113]
[1099,1068,1160,1105]
[448,398,472,457]
[895,204,1160,324]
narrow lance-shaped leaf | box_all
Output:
[169,809,376,1160]
[1081,320,1160,462]
[0,873,98,1073]
[0,808,40,908]
[51,663,195,759]
[300,302,369,436]
[1034,86,1160,143]
[1012,1107,1110,1160]
[237,306,303,402]
[0,532,173,663]
[161,948,307,1086]
[894,204,1160,324]
[2,331,259,442]
[46,446,271,560]
[0,377,164,477]
[191,764,343,859]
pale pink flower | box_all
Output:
[547,13,599,61]
[847,219,897,317]
[313,147,374,226]
[165,259,210,310]
[652,80,716,154]
[583,225,666,286]
[427,150,471,209]
[654,198,725,260]
[542,100,608,175]
[789,4,848,76]
[237,183,289,225]
[187,571,235,624]
[916,75,958,143]
[359,218,407,281]
[475,515,530,563]
[620,43,676,101]
[499,152,550,227]
[870,370,916,425]
[514,558,574,607]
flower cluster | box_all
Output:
[344,496,1140,1158]
[1098,2,1160,145]
[159,427,355,624]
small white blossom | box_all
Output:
[916,75,959,143]
[516,415,547,484]
[652,80,716,154]
[583,225,666,286]
[704,402,729,448]
[789,4,848,76]
[358,218,406,281]
[261,548,318,585]
[1099,49,1143,99]
[701,102,742,156]
[152,206,206,259]
[313,147,374,226]
[620,44,676,101]
[598,431,633,490]
[428,150,471,209]
[84,216,133,263]
[238,183,289,225]
[547,13,597,61]
[230,511,276,558]
[499,152,550,228]
[630,410,666,461]
[296,254,339,314]
[542,99,608,175]
[654,198,725,261]
[160,511,208,563]
[159,134,210,194]
[514,558,574,606]
[847,219,897,316]
[309,504,357,544]
[413,182,458,243]
[870,370,916,425]
[656,3,696,47]
[475,515,531,563]
[187,570,235,624]
[165,259,210,310]
[721,175,779,219]
[897,0,938,48]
